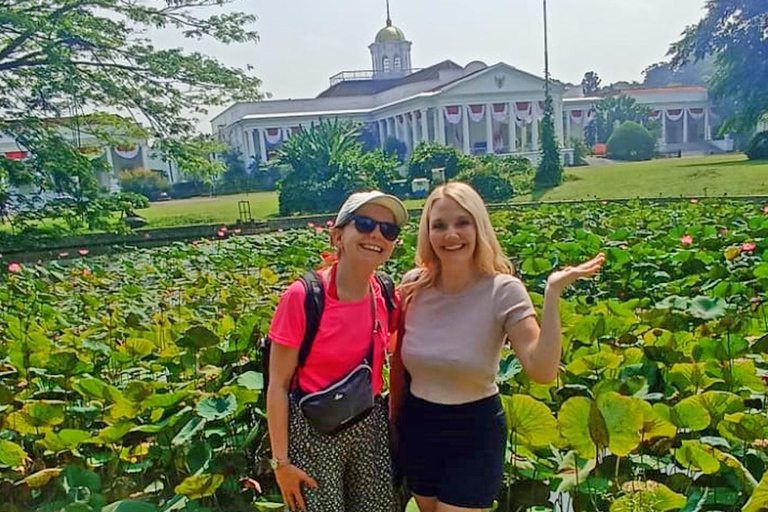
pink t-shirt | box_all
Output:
[268,268,397,395]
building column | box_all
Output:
[462,105,471,155]
[555,102,564,146]
[660,113,667,147]
[411,113,419,149]
[420,109,429,142]
[565,111,571,143]
[141,145,150,170]
[683,110,689,144]
[485,103,494,154]
[521,122,528,151]
[508,103,516,153]
[437,108,446,145]
[378,120,386,148]
[531,117,539,151]
[704,108,711,141]
[258,128,268,162]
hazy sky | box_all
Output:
[167,0,708,131]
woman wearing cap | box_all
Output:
[266,190,408,512]
[391,182,604,512]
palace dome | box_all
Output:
[375,21,406,43]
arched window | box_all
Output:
[382,56,390,72]
[394,55,402,71]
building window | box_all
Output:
[394,55,402,71]
[382,56,390,72]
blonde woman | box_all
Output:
[391,182,604,512]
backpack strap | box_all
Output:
[375,271,397,318]
[297,270,325,368]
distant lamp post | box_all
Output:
[535,0,563,189]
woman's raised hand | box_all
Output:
[545,253,605,295]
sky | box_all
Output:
[159,0,708,132]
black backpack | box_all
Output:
[262,270,396,390]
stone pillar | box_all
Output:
[378,120,386,148]
[485,103,494,154]
[565,111,571,143]
[704,108,711,141]
[411,113,419,149]
[521,122,528,151]
[531,117,539,151]
[462,105,471,155]
[421,109,429,142]
[660,113,667,148]
[683,109,689,144]
[258,128,268,162]
[508,103,516,153]
[437,108,446,145]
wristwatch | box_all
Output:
[269,457,291,470]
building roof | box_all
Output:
[316,60,463,99]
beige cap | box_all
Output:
[334,190,409,227]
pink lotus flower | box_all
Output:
[82,267,91,276]
[601,201,608,205]
[307,222,315,229]
[217,230,226,238]
[763,205,768,215]
[681,235,694,247]
[220,225,228,233]
[315,226,324,234]
[8,262,21,273]
[59,252,69,258]
[78,249,89,257]
[233,228,242,235]
[143,233,151,239]
[741,242,756,253]
[690,198,699,204]
[720,227,728,236]
[192,240,198,247]
[326,219,334,228]
[278,228,284,233]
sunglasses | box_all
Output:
[350,215,400,241]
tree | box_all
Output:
[221,148,248,184]
[607,122,656,161]
[408,142,473,181]
[277,120,396,215]
[587,95,654,144]
[535,92,562,189]
[642,59,713,88]
[581,71,602,96]
[157,136,227,194]
[0,1,262,232]
[669,0,768,133]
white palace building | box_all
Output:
[212,13,732,167]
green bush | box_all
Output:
[746,131,768,161]
[607,121,655,161]
[383,136,407,162]
[569,138,589,166]
[408,142,473,181]
[456,163,515,203]
[118,168,171,200]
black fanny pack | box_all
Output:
[294,286,378,434]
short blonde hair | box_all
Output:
[402,182,512,308]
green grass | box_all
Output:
[137,191,279,228]
[120,154,768,228]
[522,153,768,202]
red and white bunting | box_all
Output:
[492,103,509,123]
[531,101,546,121]
[444,106,462,125]
[468,105,485,123]
[687,108,705,120]
[648,110,662,121]
[666,109,684,122]
[80,147,105,160]
[3,151,28,161]
[265,128,282,145]
[514,102,532,126]
[114,146,140,160]
[569,110,584,125]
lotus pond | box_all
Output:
[1,200,767,512]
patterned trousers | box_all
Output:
[288,397,396,512]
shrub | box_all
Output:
[746,131,768,161]
[383,137,407,162]
[408,142,473,181]
[455,157,520,203]
[569,138,589,166]
[607,122,655,161]
[118,168,170,200]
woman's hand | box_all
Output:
[275,463,318,511]
[546,253,605,295]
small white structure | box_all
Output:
[213,10,726,168]
[0,122,180,192]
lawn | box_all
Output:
[136,154,768,227]
[523,153,768,202]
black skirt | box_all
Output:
[399,392,506,509]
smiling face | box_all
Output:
[427,196,477,268]
[331,203,396,270]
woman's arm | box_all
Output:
[267,344,317,511]
[509,253,605,384]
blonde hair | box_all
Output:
[402,182,513,309]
